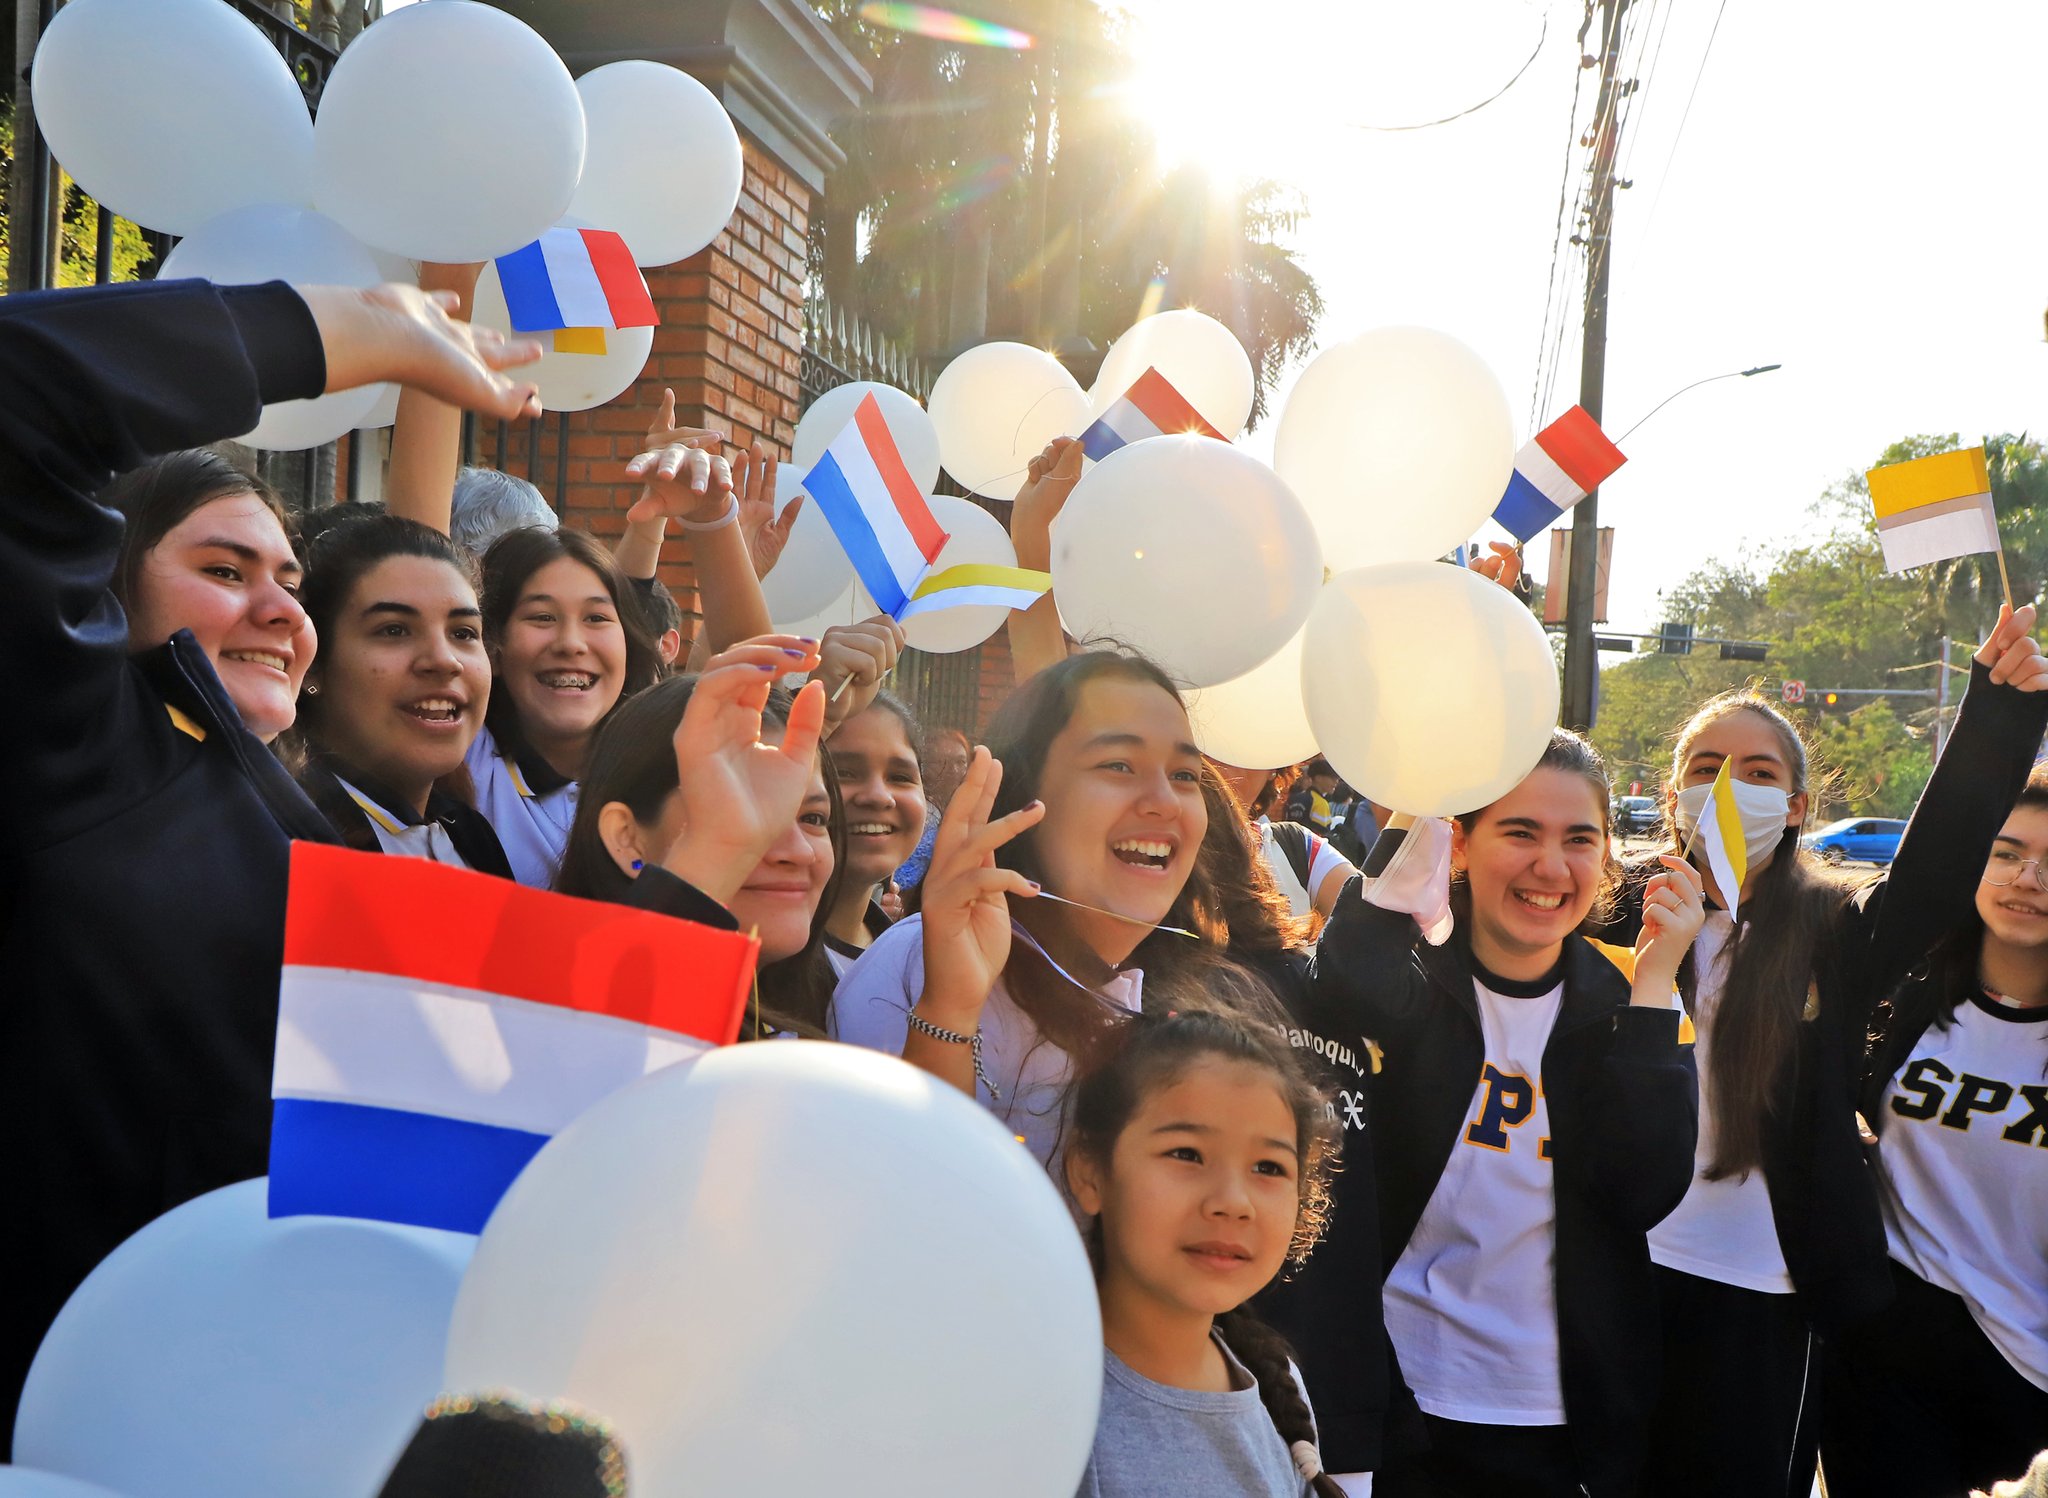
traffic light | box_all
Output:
[1821,690,1842,708]
[1658,621,1695,656]
[1719,641,1768,662]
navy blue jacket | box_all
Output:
[0,279,339,1437]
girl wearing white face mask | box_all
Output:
[1616,605,2048,1498]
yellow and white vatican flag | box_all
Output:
[1686,759,1749,923]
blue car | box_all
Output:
[1804,817,1906,865]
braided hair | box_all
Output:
[1214,1307,1349,1498]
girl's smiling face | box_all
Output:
[828,705,927,891]
[1979,804,2048,950]
[493,556,628,763]
[1455,766,1610,971]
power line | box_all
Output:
[1622,0,1731,280]
[1348,4,1552,133]
[1527,6,1594,430]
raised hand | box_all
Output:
[623,442,736,524]
[918,747,1044,1023]
[1465,540,1524,593]
[300,283,542,420]
[644,386,726,455]
[731,444,800,579]
[1012,436,1085,551]
[1975,602,2048,692]
[811,615,906,732]
[1633,854,1706,1002]
[658,634,826,904]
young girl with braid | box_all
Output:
[1064,1007,1348,1498]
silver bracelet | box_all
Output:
[905,1009,1000,1101]
[677,497,739,533]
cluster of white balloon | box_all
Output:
[7,1046,1100,1498]
[29,0,746,448]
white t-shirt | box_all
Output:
[830,914,1143,1170]
[464,723,578,889]
[1383,969,1568,1425]
[1876,992,2048,1392]
[332,775,471,867]
[1647,913,1796,1293]
[1256,820,1354,920]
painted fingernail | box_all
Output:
[798,636,818,644]
[782,648,806,658]
[1028,880,1042,892]
[1028,799,1043,810]
[756,663,777,672]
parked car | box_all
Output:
[1615,795,1662,836]
[1804,817,1907,864]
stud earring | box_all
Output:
[305,683,319,696]
[630,859,644,873]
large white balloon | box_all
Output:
[159,204,383,450]
[0,1473,128,1498]
[1052,437,1323,688]
[1273,326,1515,571]
[1184,625,1319,770]
[569,62,743,268]
[444,1043,1101,1498]
[29,0,313,236]
[313,1,585,262]
[760,467,854,623]
[792,382,942,495]
[1303,562,1560,817]
[902,495,1020,654]
[772,578,864,640]
[473,253,653,413]
[16,1180,473,1498]
[1090,309,1255,439]
[928,342,1090,501]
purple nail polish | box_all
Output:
[783,648,806,658]
[756,663,777,672]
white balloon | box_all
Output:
[1184,625,1319,770]
[159,204,383,449]
[29,0,313,235]
[313,1,585,262]
[16,1180,473,1498]
[760,467,854,623]
[1273,326,1515,570]
[928,342,1090,501]
[1090,309,1255,439]
[792,382,941,495]
[359,384,402,431]
[1052,437,1323,688]
[0,1472,129,1498]
[772,577,863,639]
[901,495,1020,654]
[444,1043,1101,1498]
[1303,562,1560,817]
[569,62,743,267]
[473,254,652,413]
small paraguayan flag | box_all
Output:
[1079,366,1225,462]
[1492,405,1627,543]
[897,562,1052,620]
[268,844,757,1234]
[495,227,660,334]
[802,392,951,618]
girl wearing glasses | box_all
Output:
[1820,766,2048,1498]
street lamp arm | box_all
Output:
[1615,363,1782,445]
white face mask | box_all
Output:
[1672,779,1794,869]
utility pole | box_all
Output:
[1562,0,1632,731]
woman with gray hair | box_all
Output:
[448,465,556,558]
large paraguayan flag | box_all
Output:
[1079,366,1225,462]
[1491,406,1628,543]
[802,392,951,617]
[495,227,660,334]
[269,844,758,1234]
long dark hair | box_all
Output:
[479,526,660,755]
[105,450,290,614]
[1066,1009,1345,1498]
[1453,728,1622,934]
[552,675,847,1034]
[1666,692,1851,1180]
[982,650,1291,1065]
[1200,762,1313,953]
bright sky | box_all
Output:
[1119,0,2048,648]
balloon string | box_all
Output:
[964,382,1088,499]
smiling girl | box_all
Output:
[292,515,510,873]
[1609,606,2048,1498]
[1316,731,1705,1498]
[1066,1009,1346,1498]
[821,694,928,973]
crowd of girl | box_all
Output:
[4,273,2046,1498]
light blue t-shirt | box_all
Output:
[1076,1336,1310,1498]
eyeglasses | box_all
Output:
[1983,851,2046,887]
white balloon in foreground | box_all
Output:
[159,204,382,449]
[901,495,1020,654]
[444,1043,1101,1498]
[473,256,653,413]
[760,468,854,623]
[313,0,585,262]
[0,1472,130,1497]
[30,0,314,236]
[1274,326,1514,570]
[15,1180,472,1498]
[1090,308,1255,439]
[792,381,941,495]
[1052,436,1323,688]
[1184,625,1319,771]
[928,342,1090,500]
[570,61,744,267]
[1303,562,1559,817]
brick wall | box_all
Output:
[488,134,809,642]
